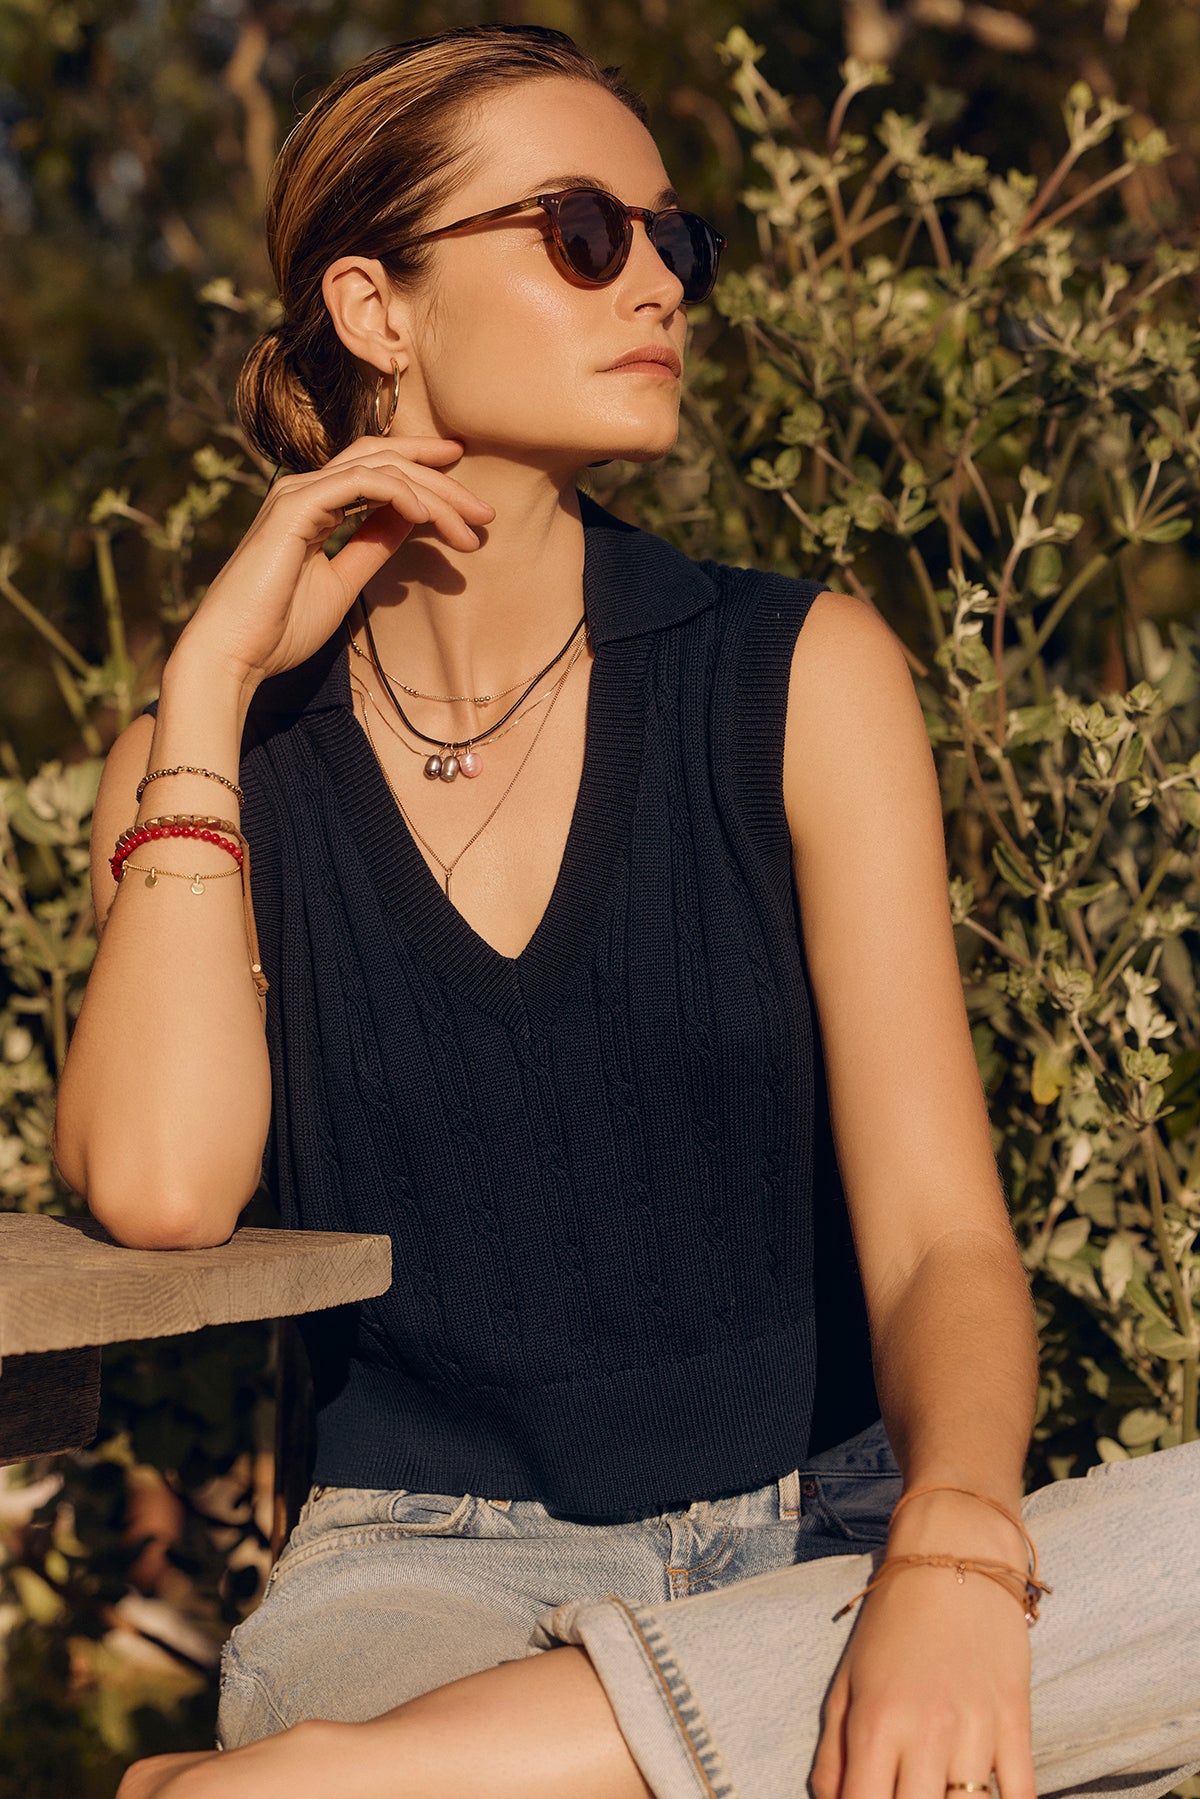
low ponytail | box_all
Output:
[232,26,647,472]
[235,322,368,474]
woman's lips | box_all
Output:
[603,345,683,378]
[607,360,679,376]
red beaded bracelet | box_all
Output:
[111,824,243,884]
[109,811,268,1003]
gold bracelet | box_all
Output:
[136,765,246,805]
[120,862,241,894]
[115,812,245,850]
[116,833,269,1003]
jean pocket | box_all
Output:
[386,1490,475,1534]
[281,1485,473,1563]
[811,1468,902,1546]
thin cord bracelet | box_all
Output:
[888,1483,1042,1587]
[832,1551,1052,1625]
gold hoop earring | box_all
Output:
[373,361,400,435]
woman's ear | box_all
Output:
[321,254,412,379]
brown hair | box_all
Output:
[235,25,648,472]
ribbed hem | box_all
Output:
[309,1315,817,1518]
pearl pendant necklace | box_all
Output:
[423,749,483,783]
[355,598,587,790]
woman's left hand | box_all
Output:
[810,1566,1035,1799]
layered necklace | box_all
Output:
[351,597,587,784]
[353,629,588,901]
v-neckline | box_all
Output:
[305,628,652,1035]
[263,492,723,1034]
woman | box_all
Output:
[54,25,1200,1799]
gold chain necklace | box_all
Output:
[348,628,562,706]
[349,663,564,769]
[350,615,587,783]
[358,635,583,900]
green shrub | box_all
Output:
[601,34,1200,1469]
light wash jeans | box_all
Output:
[218,1422,1200,1798]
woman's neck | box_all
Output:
[356,462,587,699]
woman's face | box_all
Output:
[396,76,692,472]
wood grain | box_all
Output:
[0,1214,392,1360]
[0,1346,100,1464]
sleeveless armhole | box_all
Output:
[720,569,880,1454]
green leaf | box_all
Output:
[1031,1046,1071,1104]
[1141,1320,1195,1360]
[1120,1046,1172,1084]
[1048,1216,1090,1260]
[1123,129,1172,167]
[775,446,802,486]
[1141,517,1192,544]
[779,400,826,446]
[9,1566,65,1624]
[1027,543,1061,597]
[1100,1232,1136,1303]
[1059,880,1116,911]
[992,841,1038,898]
[1116,1407,1170,1448]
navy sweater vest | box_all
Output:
[150,494,876,1515]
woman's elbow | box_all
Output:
[69,1158,254,1249]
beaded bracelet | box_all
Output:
[136,765,245,806]
[112,811,242,841]
[111,822,243,885]
[111,814,268,1002]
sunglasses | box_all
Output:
[409,186,726,304]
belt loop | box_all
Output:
[777,1468,801,1520]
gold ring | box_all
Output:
[946,1784,992,1792]
[341,497,372,520]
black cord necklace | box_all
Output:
[355,596,587,783]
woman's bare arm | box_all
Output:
[52,657,273,1247]
[782,590,1038,1495]
[782,590,1039,1799]
[52,433,494,1248]
[116,1647,651,1799]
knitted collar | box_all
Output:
[253,490,720,717]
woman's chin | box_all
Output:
[586,427,681,468]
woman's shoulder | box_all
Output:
[780,587,932,843]
[782,586,915,707]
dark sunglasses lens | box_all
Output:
[650,212,722,302]
[554,190,629,282]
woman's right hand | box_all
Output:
[172,435,495,694]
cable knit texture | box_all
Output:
[147,494,877,1515]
